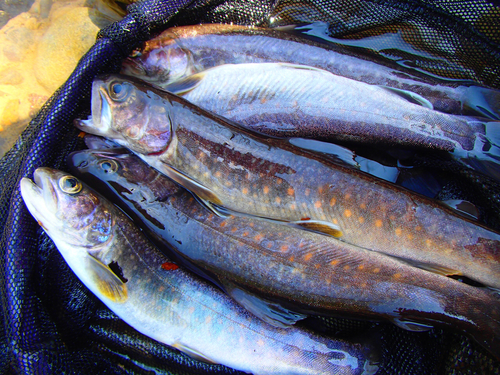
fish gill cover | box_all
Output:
[1,0,500,374]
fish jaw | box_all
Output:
[74,81,115,139]
[20,171,57,233]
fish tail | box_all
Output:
[464,86,500,120]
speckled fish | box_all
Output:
[121,23,500,120]
[74,74,500,291]
[69,147,500,359]
[160,62,500,158]
[20,167,377,375]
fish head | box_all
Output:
[121,35,196,85]
[75,74,174,155]
[68,148,177,190]
[20,168,114,253]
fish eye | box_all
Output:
[109,81,128,100]
[59,176,83,194]
[99,159,119,174]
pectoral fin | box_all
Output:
[393,318,433,332]
[379,86,434,109]
[291,219,343,238]
[222,279,307,328]
[172,342,219,364]
[387,254,463,277]
[162,164,223,206]
[441,199,479,221]
[86,256,127,303]
[164,72,205,95]
[464,86,500,120]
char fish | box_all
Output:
[69,147,500,359]
[75,74,500,291]
[19,167,377,375]
[121,23,500,120]
[162,62,499,158]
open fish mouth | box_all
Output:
[74,81,112,135]
[20,168,59,230]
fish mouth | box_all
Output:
[74,81,112,136]
[20,168,59,230]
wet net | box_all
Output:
[1,0,500,373]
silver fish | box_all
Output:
[163,62,499,159]
[121,23,500,120]
[69,147,500,360]
[75,74,500,291]
[20,167,377,375]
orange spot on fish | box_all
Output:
[345,193,351,200]
[305,188,311,196]
[360,203,366,209]
[266,242,273,249]
[276,178,282,185]
[358,264,365,270]
[415,226,422,231]
[344,209,352,218]
[290,204,296,210]
[314,264,320,269]
[208,214,214,220]
[314,201,322,208]
[287,187,295,196]
[242,231,249,237]
[395,228,402,236]
[330,260,339,266]
[215,171,222,178]
[254,234,263,241]
[304,253,313,261]
[220,221,227,228]
[358,217,365,224]
[231,227,238,233]
[393,273,402,279]
[375,219,383,228]
[407,233,413,240]
[158,286,165,292]
[425,239,432,247]
[289,255,295,262]
[373,268,380,273]
[275,197,282,204]
[343,265,350,271]
[161,262,179,271]
[301,217,311,221]
[329,198,336,206]
[263,186,269,194]
[332,218,338,225]
[280,245,289,252]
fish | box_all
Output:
[74,74,500,291]
[19,167,377,375]
[160,62,500,159]
[68,147,500,359]
[121,23,500,120]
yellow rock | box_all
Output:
[0,0,123,157]
[34,6,116,93]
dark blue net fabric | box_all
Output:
[1,0,499,374]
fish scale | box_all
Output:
[75,74,500,291]
[69,148,500,359]
[20,168,374,375]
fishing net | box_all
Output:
[1,0,500,373]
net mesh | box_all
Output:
[1,0,500,373]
